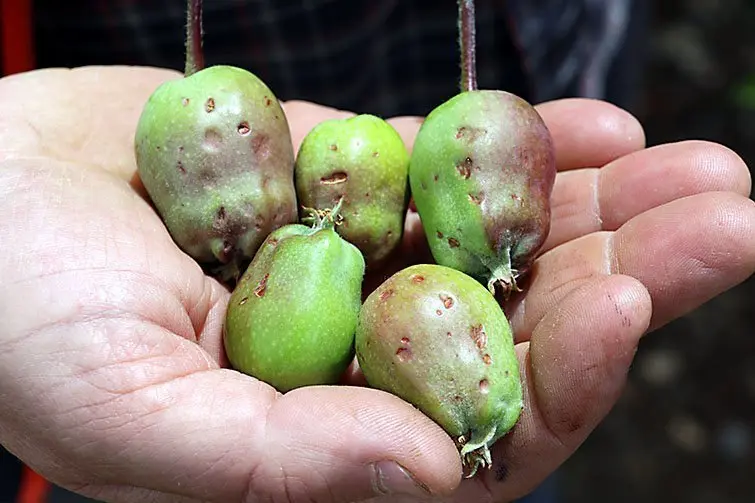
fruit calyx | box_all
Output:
[301,196,345,232]
[458,424,497,478]
[478,249,522,299]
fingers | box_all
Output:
[387,116,425,154]
[543,140,753,252]
[509,191,755,340]
[282,100,355,153]
[535,98,646,171]
[478,275,651,502]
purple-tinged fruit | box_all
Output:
[355,263,523,477]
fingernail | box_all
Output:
[371,461,431,498]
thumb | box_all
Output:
[64,370,461,503]
[258,385,462,502]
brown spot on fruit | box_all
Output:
[268,238,279,247]
[216,206,227,221]
[254,273,269,298]
[470,324,487,351]
[434,174,439,182]
[237,122,251,135]
[448,237,460,248]
[205,97,216,112]
[252,133,270,158]
[453,395,463,402]
[320,172,348,185]
[436,231,444,239]
[265,97,273,107]
[468,193,482,205]
[456,157,473,179]
[411,274,425,284]
[396,347,412,362]
[456,127,466,139]
[447,331,453,337]
[479,379,490,394]
[511,194,522,203]
[400,337,410,344]
[181,97,190,106]
[435,309,443,316]
[379,289,395,301]
[239,296,249,306]
[372,151,379,158]
[440,294,454,309]
[329,144,338,151]
[483,354,492,365]
[177,161,186,174]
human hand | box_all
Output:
[0,66,753,503]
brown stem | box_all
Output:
[185,0,205,76]
[458,0,477,92]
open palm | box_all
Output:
[0,66,753,503]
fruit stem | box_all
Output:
[185,0,205,76]
[458,0,478,92]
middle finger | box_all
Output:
[542,140,751,253]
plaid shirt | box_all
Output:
[32,0,644,117]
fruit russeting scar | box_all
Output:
[134,0,297,281]
[409,0,556,297]
[224,199,365,393]
[294,114,410,268]
[355,264,523,478]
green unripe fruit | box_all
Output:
[355,263,523,477]
[224,203,366,392]
[294,114,410,267]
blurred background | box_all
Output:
[1,0,753,502]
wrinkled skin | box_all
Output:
[410,90,556,294]
[295,114,411,267]
[225,220,365,392]
[0,66,754,503]
[135,65,297,277]
[356,264,523,477]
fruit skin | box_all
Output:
[409,90,556,294]
[355,263,523,477]
[224,208,366,393]
[294,114,410,267]
[135,64,297,278]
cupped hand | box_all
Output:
[0,66,753,503]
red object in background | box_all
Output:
[1,0,35,75]
[16,465,50,503]
[1,0,43,499]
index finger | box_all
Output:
[388,97,646,171]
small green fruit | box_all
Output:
[409,90,556,295]
[224,203,366,392]
[355,263,523,477]
[135,65,298,278]
[294,114,410,267]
